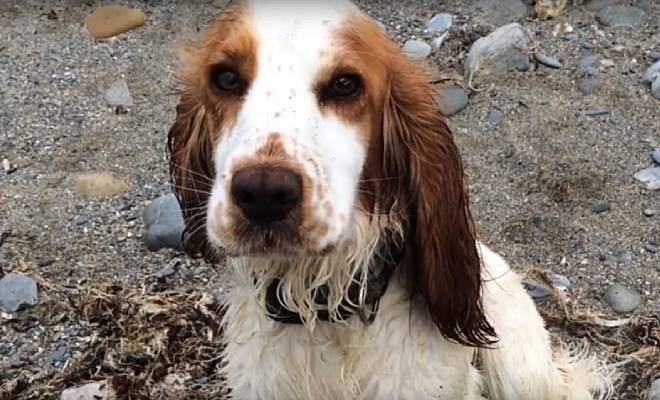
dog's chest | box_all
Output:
[220,279,484,400]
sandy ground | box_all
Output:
[0,0,659,399]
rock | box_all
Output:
[596,6,646,28]
[581,41,594,50]
[435,85,469,116]
[584,0,623,12]
[651,52,660,62]
[74,172,130,198]
[48,346,70,366]
[643,208,656,217]
[645,242,658,254]
[523,274,571,301]
[580,55,599,75]
[618,249,633,266]
[603,284,641,313]
[0,273,39,313]
[577,77,600,94]
[402,39,431,58]
[104,79,133,107]
[536,53,562,69]
[592,200,610,214]
[584,108,609,116]
[143,194,185,252]
[648,378,660,400]
[645,62,660,99]
[634,167,660,190]
[85,5,146,39]
[61,381,116,400]
[2,158,10,172]
[600,59,615,68]
[426,13,452,33]
[653,149,660,165]
[432,32,449,50]
[465,23,531,79]
[474,0,528,27]
[488,109,504,125]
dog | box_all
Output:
[167,1,616,398]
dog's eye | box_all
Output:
[323,74,363,101]
[211,66,247,95]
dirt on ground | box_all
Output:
[0,0,658,399]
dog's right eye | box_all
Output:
[210,66,248,95]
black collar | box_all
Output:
[265,232,403,325]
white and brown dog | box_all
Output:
[168,1,616,398]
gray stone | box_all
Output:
[592,200,610,214]
[474,0,528,27]
[104,79,133,107]
[536,53,562,69]
[522,278,552,300]
[488,109,504,125]
[48,346,70,366]
[435,85,469,116]
[465,23,530,79]
[634,167,660,190]
[635,0,651,11]
[0,273,39,313]
[402,39,432,58]
[648,378,660,400]
[584,0,622,12]
[651,51,660,62]
[584,108,609,116]
[581,41,594,50]
[61,381,115,400]
[580,55,599,75]
[577,77,600,94]
[645,242,658,254]
[643,208,656,217]
[426,13,452,33]
[596,6,646,28]
[645,62,660,99]
[652,148,660,165]
[618,249,633,265]
[603,284,641,313]
[143,194,185,252]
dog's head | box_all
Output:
[169,0,495,346]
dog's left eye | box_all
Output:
[322,74,363,100]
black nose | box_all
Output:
[231,167,303,223]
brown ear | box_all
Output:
[167,97,216,260]
[369,56,495,347]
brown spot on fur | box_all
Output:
[323,201,333,217]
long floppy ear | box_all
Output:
[167,95,216,260]
[373,56,496,347]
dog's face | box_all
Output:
[175,1,389,256]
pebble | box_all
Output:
[61,381,116,400]
[85,5,146,39]
[619,249,633,265]
[577,77,600,94]
[425,13,452,33]
[600,59,615,68]
[634,167,660,190]
[651,52,660,62]
[0,273,39,313]
[596,6,646,28]
[522,274,571,301]
[435,85,469,117]
[104,79,134,107]
[536,53,562,69]
[645,62,660,99]
[143,194,185,252]
[465,23,531,79]
[48,346,70,366]
[488,109,504,125]
[2,158,10,172]
[648,378,660,400]
[581,41,594,50]
[74,172,130,198]
[645,242,658,254]
[580,55,599,75]
[402,40,432,59]
[643,208,656,217]
[584,108,609,116]
[584,0,623,12]
[603,284,641,313]
[432,32,449,50]
[592,200,610,214]
[652,149,660,165]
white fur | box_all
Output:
[218,242,615,399]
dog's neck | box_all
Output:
[226,227,404,327]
